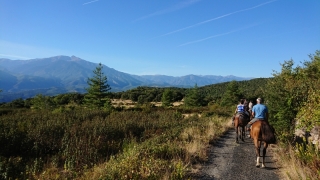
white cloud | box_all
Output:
[154,0,277,39]
[178,24,260,46]
[132,0,201,22]
[83,0,99,6]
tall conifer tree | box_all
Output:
[220,80,242,106]
[184,84,205,107]
[84,63,111,109]
[161,89,174,107]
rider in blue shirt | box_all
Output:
[232,99,248,125]
[235,99,245,113]
[247,98,269,131]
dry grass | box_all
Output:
[80,114,231,179]
[182,113,201,118]
[111,99,184,108]
[111,99,136,108]
[272,144,319,180]
[184,116,231,174]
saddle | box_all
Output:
[236,113,250,126]
[238,112,249,121]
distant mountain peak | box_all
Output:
[39,55,83,62]
[70,55,82,61]
[0,55,254,102]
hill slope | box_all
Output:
[0,56,253,102]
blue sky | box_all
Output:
[0,0,319,78]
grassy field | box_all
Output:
[0,104,232,179]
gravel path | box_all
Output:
[192,128,281,180]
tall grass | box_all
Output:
[273,141,320,180]
[0,106,230,179]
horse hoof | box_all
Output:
[261,165,266,168]
[256,164,260,168]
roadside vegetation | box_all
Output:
[265,50,320,180]
[0,50,319,179]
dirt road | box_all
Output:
[192,128,281,180]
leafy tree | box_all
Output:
[266,50,320,137]
[10,98,25,108]
[220,81,242,106]
[120,92,130,100]
[130,92,139,102]
[24,98,32,108]
[31,94,54,110]
[54,94,70,105]
[84,63,111,109]
[161,89,174,107]
[137,95,147,104]
[293,50,320,130]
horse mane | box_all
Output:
[260,121,277,144]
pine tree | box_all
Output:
[220,80,242,106]
[31,94,54,110]
[84,63,111,109]
[161,89,174,107]
[184,84,204,107]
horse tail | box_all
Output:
[261,121,277,144]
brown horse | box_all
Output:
[250,120,276,168]
[234,113,249,143]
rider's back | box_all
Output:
[252,104,268,118]
[237,104,245,113]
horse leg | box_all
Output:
[239,126,242,141]
[242,126,246,141]
[254,139,261,167]
[261,142,268,168]
[235,125,239,143]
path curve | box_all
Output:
[192,128,281,180]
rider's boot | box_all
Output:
[246,123,252,137]
[246,122,252,131]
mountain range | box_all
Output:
[0,55,252,102]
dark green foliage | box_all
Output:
[31,94,54,110]
[161,89,174,107]
[7,98,25,108]
[263,50,320,178]
[84,63,111,109]
[116,86,185,103]
[266,50,320,137]
[220,80,242,106]
[201,78,269,105]
[184,84,206,107]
